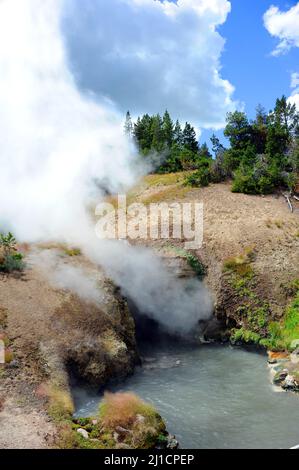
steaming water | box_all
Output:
[73,342,299,449]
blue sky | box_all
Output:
[63,0,299,146]
[220,0,298,116]
[200,0,299,145]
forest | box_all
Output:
[124,96,299,195]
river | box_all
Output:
[73,340,299,449]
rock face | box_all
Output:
[268,352,299,392]
[0,246,139,441]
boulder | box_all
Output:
[77,428,89,439]
[282,375,299,391]
[273,369,288,385]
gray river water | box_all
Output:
[73,342,299,449]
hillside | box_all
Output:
[1,176,299,448]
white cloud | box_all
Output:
[291,72,299,89]
[263,3,299,55]
[289,72,299,109]
[62,0,235,129]
[288,93,299,109]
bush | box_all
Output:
[185,168,210,187]
[0,232,25,273]
[231,167,259,194]
[0,253,25,273]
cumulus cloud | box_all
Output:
[291,72,299,89]
[62,0,235,129]
[263,3,299,109]
[263,3,299,55]
[289,72,299,109]
[288,94,299,109]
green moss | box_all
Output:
[184,253,206,278]
[257,287,299,351]
[56,423,104,449]
[231,327,262,345]
[165,246,206,278]
[267,293,299,351]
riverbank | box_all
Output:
[1,178,299,448]
[0,245,139,448]
[120,176,299,383]
[73,341,299,449]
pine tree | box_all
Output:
[173,120,183,147]
[182,122,198,153]
[150,114,164,152]
[124,111,133,138]
[198,143,212,160]
[210,134,225,157]
[162,110,174,147]
[252,105,268,154]
[224,111,252,150]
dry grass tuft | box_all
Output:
[99,392,156,429]
[223,247,255,277]
[46,385,74,422]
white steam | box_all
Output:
[0,0,213,334]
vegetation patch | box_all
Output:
[46,385,74,422]
[225,255,299,351]
[223,248,272,346]
[55,392,168,450]
[64,248,81,257]
[263,290,299,351]
[165,245,206,278]
[0,233,25,273]
[125,96,299,195]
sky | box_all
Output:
[61,0,299,145]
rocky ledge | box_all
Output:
[57,392,179,450]
[268,350,299,392]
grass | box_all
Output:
[64,248,81,257]
[223,248,274,346]
[99,392,157,429]
[223,247,255,277]
[141,185,191,206]
[264,291,299,351]
[229,270,299,351]
[104,171,196,209]
[98,392,166,449]
[142,171,191,188]
[55,392,167,450]
[46,385,74,422]
[274,220,284,229]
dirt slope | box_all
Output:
[125,175,299,318]
[0,248,138,449]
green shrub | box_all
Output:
[0,253,25,273]
[231,327,261,345]
[185,253,206,278]
[0,232,25,273]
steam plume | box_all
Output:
[0,0,213,334]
